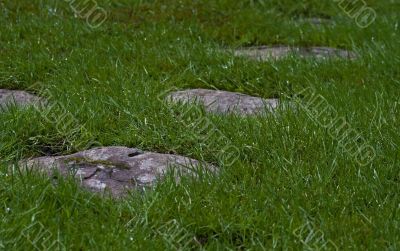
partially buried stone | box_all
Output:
[234,46,357,61]
[302,17,333,26]
[166,89,279,115]
[21,147,216,197]
[0,89,44,110]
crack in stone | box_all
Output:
[128,151,143,157]
[83,168,101,180]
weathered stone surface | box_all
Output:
[234,46,357,61]
[167,89,279,115]
[22,147,215,197]
[0,89,43,109]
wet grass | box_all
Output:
[0,0,399,250]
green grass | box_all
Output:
[1,0,399,249]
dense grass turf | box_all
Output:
[1,0,399,249]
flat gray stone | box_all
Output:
[302,17,333,26]
[167,89,279,115]
[234,46,357,61]
[0,89,43,109]
[21,147,215,197]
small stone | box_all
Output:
[302,17,333,26]
[166,89,279,115]
[21,147,216,197]
[234,46,357,61]
[0,89,43,110]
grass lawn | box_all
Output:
[1,0,399,249]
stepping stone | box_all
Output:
[21,147,215,197]
[166,89,279,115]
[301,17,333,26]
[234,46,357,61]
[0,89,43,110]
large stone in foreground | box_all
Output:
[0,89,43,109]
[22,147,215,197]
[234,46,357,61]
[167,89,279,115]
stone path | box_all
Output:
[167,88,279,115]
[0,89,43,109]
[21,147,215,197]
[234,46,357,61]
[10,42,353,198]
